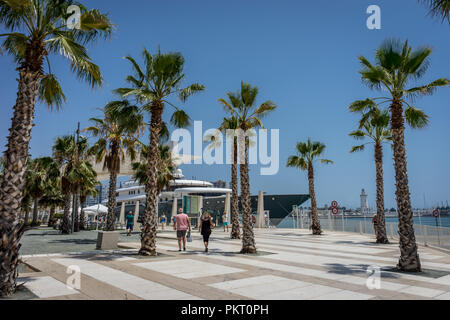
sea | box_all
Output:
[278,216,450,229]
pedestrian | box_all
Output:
[160,214,166,230]
[372,214,378,237]
[222,212,229,232]
[174,208,191,252]
[126,211,134,236]
[199,211,215,253]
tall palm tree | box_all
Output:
[133,144,176,194]
[205,116,241,239]
[287,139,333,235]
[0,0,112,297]
[356,39,449,271]
[78,168,98,230]
[39,180,64,227]
[85,101,144,231]
[349,107,392,244]
[420,0,450,23]
[69,160,96,232]
[24,157,59,226]
[21,189,32,225]
[53,135,89,234]
[219,82,277,253]
[115,48,204,256]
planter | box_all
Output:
[96,231,120,250]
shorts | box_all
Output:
[202,233,211,243]
[126,224,133,230]
[177,230,187,239]
[223,222,229,226]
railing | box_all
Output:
[277,213,450,251]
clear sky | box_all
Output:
[0,0,449,209]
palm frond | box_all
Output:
[320,159,334,165]
[406,78,450,97]
[179,83,205,102]
[38,73,66,110]
[350,145,366,153]
[170,109,191,128]
[405,106,429,129]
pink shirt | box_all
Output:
[175,214,189,231]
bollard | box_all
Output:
[359,221,363,235]
[423,225,428,246]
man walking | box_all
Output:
[126,211,134,236]
[174,208,191,252]
[222,212,229,233]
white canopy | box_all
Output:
[56,208,81,214]
[83,204,108,214]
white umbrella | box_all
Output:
[84,204,108,214]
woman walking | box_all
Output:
[199,212,215,253]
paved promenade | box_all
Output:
[11,229,450,300]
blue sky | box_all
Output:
[0,0,449,209]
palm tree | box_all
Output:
[287,139,333,235]
[24,157,59,226]
[205,116,241,239]
[21,190,32,225]
[0,0,112,297]
[115,48,204,256]
[85,101,144,231]
[219,82,277,253]
[53,135,89,234]
[420,0,450,23]
[39,181,64,227]
[78,167,98,230]
[133,144,176,194]
[356,39,449,271]
[349,107,392,244]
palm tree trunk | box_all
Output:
[390,100,421,272]
[106,171,117,231]
[140,103,163,256]
[32,197,39,226]
[308,163,322,235]
[61,192,72,234]
[375,143,389,244]
[73,193,80,232]
[48,205,56,227]
[24,207,30,226]
[106,141,120,231]
[240,135,256,254]
[0,46,44,296]
[79,199,86,230]
[231,137,241,240]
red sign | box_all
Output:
[331,207,339,215]
[331,201,338,209]
[433,209,440,218]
